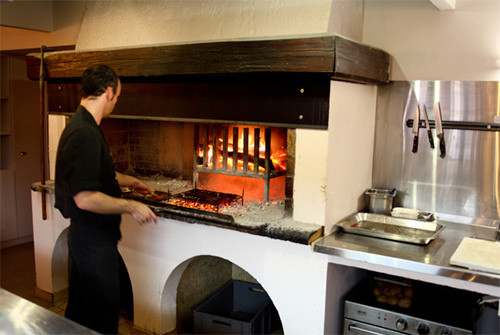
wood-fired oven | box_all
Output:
[29,34,390,334]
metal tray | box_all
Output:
[336,212,444,245]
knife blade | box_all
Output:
[434,101,446,158]
[421,104,435,149]
[412,104,420,153]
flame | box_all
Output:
[197,127,286,172]
[271,149,287,172]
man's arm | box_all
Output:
[74,190,157,224]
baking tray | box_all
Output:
[336,212,444,245]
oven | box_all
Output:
[343,276,482,335]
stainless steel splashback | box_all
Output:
[373,81,499,221]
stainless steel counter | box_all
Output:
[313,217,500,290]
[0,289,98,334]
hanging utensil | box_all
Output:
[412,104,420,153]
[421,104,435,149]
[434,102,446,158]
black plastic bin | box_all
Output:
[193,280,273,334]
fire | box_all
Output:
[165,198,221,212]
[197,126,286,172]
[165,197,236,213]
[271,149,287,172]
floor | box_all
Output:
[0,242,148,335]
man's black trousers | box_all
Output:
[65,224,133,334]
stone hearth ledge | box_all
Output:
[31,182,323,245]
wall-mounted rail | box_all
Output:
[406,119,500,132]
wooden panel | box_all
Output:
[26,34,390,85]
[47,75,331,129]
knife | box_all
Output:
[412,104,420,153]
[434,101,446,158]
[421,104,435,149]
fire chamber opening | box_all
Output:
[194,125,287,203]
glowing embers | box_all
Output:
[194,125,287,202]
[164,189,243,213]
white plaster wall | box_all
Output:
[31,191,70,295]
[116,213,331,334]
[327,0,364,40]
[363,0,500,80]
[31,191,331,334]
[1,0,367,51]
[293,130,328,225]
[325,81,377,234]
[76,0,333,50]
[48,115,66,180]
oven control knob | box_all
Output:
[441,328,453,335]
[395,319,408,331]
[418,323,430,335]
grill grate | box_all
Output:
[193,124,285,202]
[167,189,243,213]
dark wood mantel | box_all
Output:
[26,34,390,85]
[26,34,391,129]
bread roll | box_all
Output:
[377,295,388,303]
[404,287,414,298]
[387,297,398,305]
[398,298,412,308]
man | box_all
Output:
[55,64,157,334]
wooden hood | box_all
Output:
[26,34,390,129]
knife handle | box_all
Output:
[439,136,446,158]
[427,130,435,149]
[412,135,419,153]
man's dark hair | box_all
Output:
[80,64,118,98]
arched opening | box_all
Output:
[162,255,283,334]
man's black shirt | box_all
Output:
[55,105,122,241]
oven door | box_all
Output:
[344,318,406,335]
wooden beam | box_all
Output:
[333,36,390,84]
[428,0,456,10]
[26,34,390,85]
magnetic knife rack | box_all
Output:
[406,120,500,132]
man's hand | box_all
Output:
[128,178,152,193]
[115,171,153,193]
[126,200,158,225]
